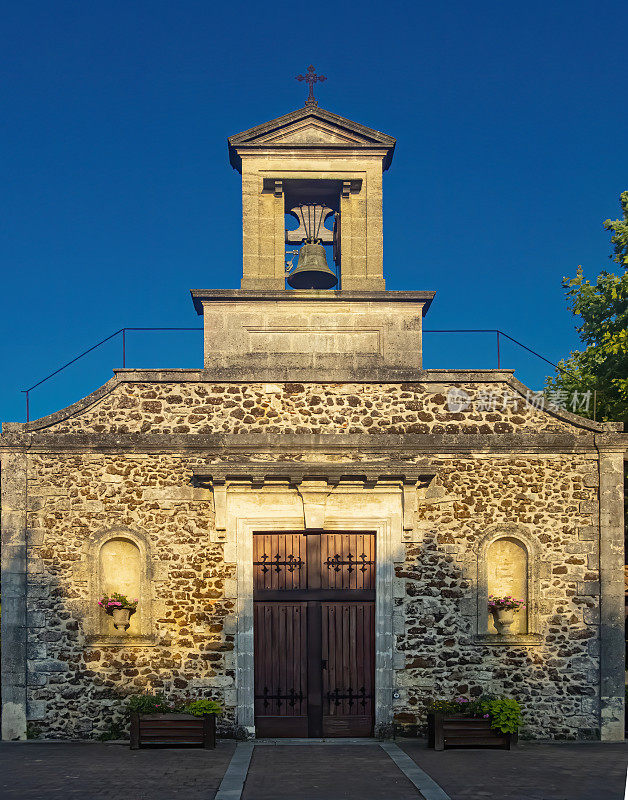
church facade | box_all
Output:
[1,101,626,742]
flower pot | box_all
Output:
[130,713,216,749]
[111,607,133,631]
[492,607,515,634]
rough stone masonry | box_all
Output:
[1,372,625,741]
[1,101,626,743]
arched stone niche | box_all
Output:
[86,526,155,645]
[486,537,528,634]
[99,537,141,637]
[476,524,540,642]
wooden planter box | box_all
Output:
[427,713,515,750]
[130,713,216,749]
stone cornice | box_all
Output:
[191,461,436,485]
[1,431,624,455]
[190,289,436,316]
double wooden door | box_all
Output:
[253,531,375,737]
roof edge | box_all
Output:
[227,106,396,172]
[2,368,621,438]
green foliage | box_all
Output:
[428,694,521,733]
[427,696,484,716]
[479,697,521,734]
[98,593,138,612]
[545,193,628,424]
[98,722,125,741]
[26,723,41,740]
[127,693,172,714]
[604,191,628,269]
[183,699,222,717]
[127,693,222,716]
[487,595,526,612]
[428,698,466,714]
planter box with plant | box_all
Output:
[427,696,521,750]
[128,694,222,749]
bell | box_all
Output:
[287,242,338,289]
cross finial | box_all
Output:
[296,65,326,108]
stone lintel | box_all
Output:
[202,466,432,542]
[192,461,436,486]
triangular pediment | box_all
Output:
[228,106,396,171]
[253,119,371,146]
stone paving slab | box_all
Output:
[241,744,422,800]
[0,741,236,800]
[2,739,627,800]
[399,739,628,800]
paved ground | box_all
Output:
[400,739,628,800]
[241,744,420,800]
[0,739,626,800]
[0,741,236,800]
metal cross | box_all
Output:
[296,65,326,108]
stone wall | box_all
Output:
[31,380,581,436]
[23,451,601,740]
[392,454,601,739]
[25,453,237,740]
[1,378,619,740]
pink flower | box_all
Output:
[483,713,490,718]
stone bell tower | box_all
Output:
[191,72,435,380]
[228,98,395,291]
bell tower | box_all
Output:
[191,71,435,381]
[227,69,395,291]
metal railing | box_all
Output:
[20,327,567,423]
[21,327,202,422]
[423,329,563,372]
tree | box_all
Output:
[545,192,628,424]
[605,190,628,270]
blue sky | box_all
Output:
[1,0,626,423]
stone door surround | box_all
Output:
[193,462,433,737]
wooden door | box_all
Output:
[322,602,374,736]
[253,531,375,738]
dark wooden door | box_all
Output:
[253,531,375,738]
